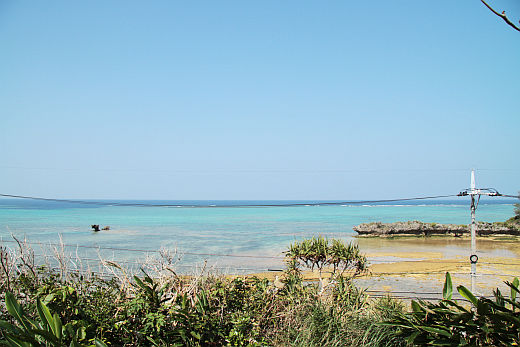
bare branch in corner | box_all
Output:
[481,0,520,32]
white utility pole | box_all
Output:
[470,170,477,293]
[458,170,500,293]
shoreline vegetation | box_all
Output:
[2,236,520,346]
[0,237,404,346]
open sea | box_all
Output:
[0,198,516,273]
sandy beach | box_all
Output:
[356,236,519,298]
[249,235,520,299]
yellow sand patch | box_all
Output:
[366,251,443,259]
[368,259,466,275]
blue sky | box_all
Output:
[1,1,519,199]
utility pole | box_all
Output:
[469,171,478,293]
[458,170,500,293]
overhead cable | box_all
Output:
[499,194,520,199]
[0,239,283,259]
[0,193,461,208]
[2,240,520,266]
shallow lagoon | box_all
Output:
[0,198,516,274]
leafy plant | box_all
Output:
[133,271,169,308]
[1,237,402,346]
[0,292,106,347]
[383,272,520,346]
[285,236,367,286]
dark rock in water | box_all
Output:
[353,220,520,237]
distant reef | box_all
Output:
[353,220,520,237]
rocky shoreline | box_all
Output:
[353,220,520,237]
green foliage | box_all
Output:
[110,275,271,346]
[5,238,520,346]
[132,271,169,308]
[383,272,520,346]
[286,236,367,280]
[0,292,106,347]
[31,275,122,344]
[1,237,402,346]
[273,290,405,347]
[511,277,519,303]
[442,272,452,300]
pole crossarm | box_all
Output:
[457,188,500,197]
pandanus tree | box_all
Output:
[285,236,367,294]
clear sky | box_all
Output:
[1,1,519,200]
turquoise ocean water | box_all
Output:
[0,198,516,273]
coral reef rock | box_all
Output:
[353,220,520,237]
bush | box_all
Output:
[1,237,402,346]
[383,272,520,346]
[0,291,107,347]
[285,236,367,295]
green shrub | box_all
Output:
[285,236,367,284]
[383,273,520,346]
[0,292,107,347]
[1,237,404,346]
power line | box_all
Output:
[12,255,518,280]
[372,260,520,266]
[30,254,265,272]
[0,239,283,259]
[3,240,520,266]
[369,271,517,276]
[3,166,512,173]
[0,193,461,208]
[7,262,515,300]
[499,194,520,199]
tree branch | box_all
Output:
[481,0,520,32]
